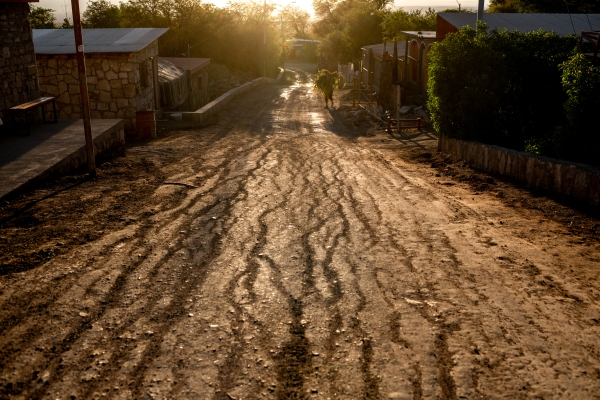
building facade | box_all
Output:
[34,28,167,136]
[0,0,40,131]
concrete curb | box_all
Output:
[0,119,125,201]
[276,67,285,81]
[181,77,272,123]
[438,136,600,206]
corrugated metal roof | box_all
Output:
[438,13,600,36]
[33,28,169,54]
[362,42,407,59]
[160,57,210,74]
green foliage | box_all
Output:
[80,0,286,78]
[554,54,600,166]
[313,0,386,64]
[285,6,311,39]
[314,69,340,95]
[427,23,578,154]
[382,8,437,41]
[29,5,56,29]
[440,8,473,13]
[83,0,121,28]
[61,18,73,29]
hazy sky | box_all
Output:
[38,0,490,23]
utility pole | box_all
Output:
[263,0,267,77]
[70,0,96,177]
[280,1,295,71]
[477,0,484,22]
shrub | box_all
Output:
[428,23,578,153]
[553,54,600,166]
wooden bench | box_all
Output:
[10,97,58,135]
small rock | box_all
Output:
[399,106,411,115]
[311,352,320,356]
[188,313,194,317]
[388,392,410,399]
[79,311,89,317]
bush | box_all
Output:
[428,23,578,153]
[554,54,600,166]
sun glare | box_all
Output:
[38,0,489,21]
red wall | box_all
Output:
[436,15,459,40]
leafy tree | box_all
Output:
[382,8,437,41]
[29,5,56,29]
[285,6,311,39]
[318,30,353,64]
[83,0,121,28]
[61,18,73,29]
[487,0,520,13]
[313,0,387,64]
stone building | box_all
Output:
[0,0,40,131]
[159,57,210,111]
[33,28,168,135]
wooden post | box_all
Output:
[353,75,357,107]
[70,0,96,177]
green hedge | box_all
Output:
[556,54,600,167]
[427,24,600,167]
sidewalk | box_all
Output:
[0,119,124,200]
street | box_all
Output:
[1,65,599,399]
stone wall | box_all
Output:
[36,40,159,136]
[438,136,600,206]
[181,77,271,122]
[0,2,40,131]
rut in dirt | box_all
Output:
[1,66,600,400]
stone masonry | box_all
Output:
[36,41,158,136]
[438,136,600,206]
[0,2,40,130]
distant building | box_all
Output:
[0,0,40,131]
[288,38,319,60]
[33,28,168,135]
[399,31,436,106]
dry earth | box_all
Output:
[0,64,599,400]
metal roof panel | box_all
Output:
[438,13,600,36]
[33,28,169,54]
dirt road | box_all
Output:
[1,66,600,400]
